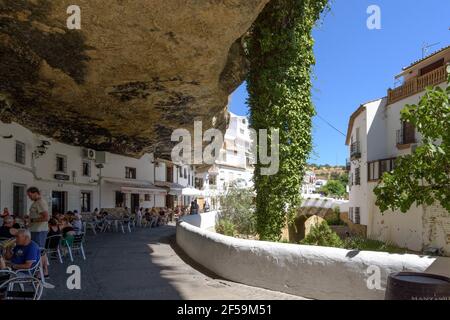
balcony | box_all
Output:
[396,127,416,149]
[387,65,447,105]
[345,159,351,171]
[350,141,361,160]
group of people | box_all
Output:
[0,187,51,278]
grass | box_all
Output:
[343,237,408,254]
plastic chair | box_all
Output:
[45,234,64,264]
[64,233,86,262]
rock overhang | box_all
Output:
[0,0,270,158]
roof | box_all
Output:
[345,98,385,145]
[402,45,450,72]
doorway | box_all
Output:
[13,184,26,217]
[130,193,140,213]
[165,194,175,209]
[52,191,67,214]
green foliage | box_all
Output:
[300,222,344,247]
[319,180,347,198]
[218,183,256,236]
[247,0,329,240]
[374,75,450,213]
[343,237,406,254]
[215,218,236,237]
[325,206,346,226]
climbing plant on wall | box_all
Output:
[247,0,329,240]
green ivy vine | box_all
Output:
[246,0,329,240]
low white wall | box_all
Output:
[176,212,441,300]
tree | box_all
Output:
[374,72,450,213]
[320,180,346,198]
[218,183,256,237]
[247,0,329,240]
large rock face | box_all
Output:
[0,0,269,157]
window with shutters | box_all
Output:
[354,207,361,225]
[15,141,26,165]
[355,167,361,185]
[56,155,67,173]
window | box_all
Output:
[380,158,395,177]
[368,161,379,181]
[15,141,26,164]
[183,168,187,179]
[80,192,91,212]
[349,207,354,222]
[240,128,245,134]
[82,160,91,177]
[354,207,361,225]
[242,118,246,124]
[144,194,151,201]
[166,166,173,183]
[125,167,136,179]
[56,155,67,173]
[233,150,238,156]
[179,166,183,177]
[355,167,361,185]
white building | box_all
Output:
[196,112,254,207]
[301,170,317,195]
[346,46,450,254]
[0,120,201,215]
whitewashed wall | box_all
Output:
[177,211,444,300]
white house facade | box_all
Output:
[0,120,176,215]
[346,46,450,255]
[196,112,254,207]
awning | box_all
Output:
[155,181,184,196]
[104,178,167,195]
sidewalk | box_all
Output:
[43,224,305,300]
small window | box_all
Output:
[144,194,151,201]
[56,155,67,173]
[125,167,137,179]
[184,168,187,179]
[179,166,183,177]
[82,160,91,177]
[240,128,245,134]
[15,141,26,165]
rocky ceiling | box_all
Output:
[0,0,269,158]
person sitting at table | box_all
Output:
[0,216,18,239]
[71,213,83,235]
[1,208,10,218]
[3,229,41,273]
[60,217,76,246]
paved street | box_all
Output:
[43,224,304,300]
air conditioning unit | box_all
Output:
[82,148,96,160]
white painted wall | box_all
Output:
[177,212,443,300]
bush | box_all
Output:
[215,218,236,237]
[300,222,344,248]
[325,207,346,226]
[218,183,256,236]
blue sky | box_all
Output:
[228,0,449,165]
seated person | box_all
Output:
[71,214,83,235]
[3,229,40,272]
[60,217,76,246]
[0,216,18,239]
